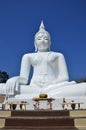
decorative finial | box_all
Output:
[35,21,50,38]
[39,21,45,30]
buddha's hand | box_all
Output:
[6,76,27,95]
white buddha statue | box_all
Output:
[0,21,86,99]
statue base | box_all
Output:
[7,95,86,110]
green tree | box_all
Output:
[0,71,9,83]
[76,77,86,83]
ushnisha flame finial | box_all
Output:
[35,21,50,38]
[39,21,45,30]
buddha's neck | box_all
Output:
[38,50,50,53]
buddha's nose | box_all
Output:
[41,38,45,43]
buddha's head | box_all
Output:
[34,21,51,52]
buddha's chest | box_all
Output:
[31,52,58,67]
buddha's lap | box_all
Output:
[0,82,86,97]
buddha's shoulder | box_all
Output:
[22,53,36,57]
[50,51,64,57]
[22,52,64,58]
[22,53,41,60]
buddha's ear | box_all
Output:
[34,41,38,52]
[48,47,50,51]
[48,40,51,51]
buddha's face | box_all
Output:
[35,32,50,52]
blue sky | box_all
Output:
[0,0,86,81]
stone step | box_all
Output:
[1,110,86,118]
[70,110,86,117]
[0,111,11,117]
[11,110,70,117]
[5,118,74,127]
[0,110,86,130]
[0,119,86,130]
[74,118,86,127]
[0,126,79,130]
[0,119,5,128]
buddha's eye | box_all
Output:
[37,37,42,40]
[45,38,48,40]
[44,37,48,40]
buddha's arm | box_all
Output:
[6,54,31,95]
[20,54,31,84]
[57,53,69,82]
[52,53,69,84]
